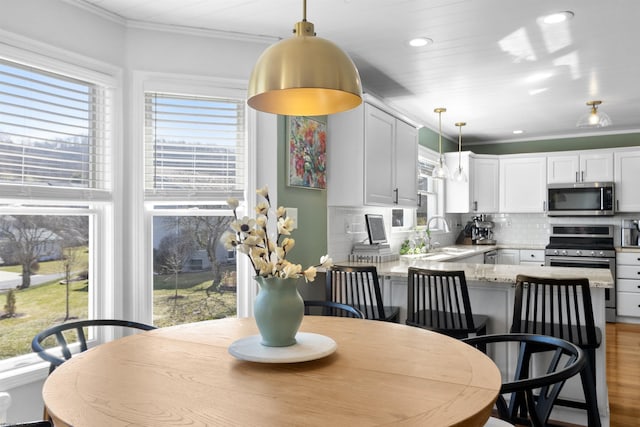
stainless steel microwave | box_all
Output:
[547,182,615,216]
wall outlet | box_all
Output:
[286,207,298,230]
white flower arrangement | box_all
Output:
[222,185,332,282]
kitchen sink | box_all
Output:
[400,246,478,261]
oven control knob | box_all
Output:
[576,250,582,256]
[553,250,559,255]
[590,251,596,256]
[599,251,605,257]
[561,250,568,256]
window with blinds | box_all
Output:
[144,92,245,201]
[417,155,441,226]
[0,59,111,201]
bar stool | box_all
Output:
[406,267,488,342]
[510,274,601,427]
[325,265,400,322]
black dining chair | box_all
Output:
[32,319,157,374]
[510,274,601,426]
[304,300,365,318]
[406,267,488,343]
[325,265,400,322]
[463,333,587,427]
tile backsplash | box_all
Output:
[467,212,640,247]
[329,208,640,260]
[328,206,459,261]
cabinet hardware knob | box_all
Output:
[576,171,579,182]
[393,188,398,204]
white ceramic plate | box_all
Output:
[228,332,337,363]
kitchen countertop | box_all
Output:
[617,246,640,253]
[338,243,613,288]
[339,244,612,287]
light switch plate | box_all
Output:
[286,207,298,230]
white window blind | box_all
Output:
[0,59,111,201]
[144,92,245,201]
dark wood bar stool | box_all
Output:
[325,265,399,322]
[406,267,488,342]
[510,274,601,427]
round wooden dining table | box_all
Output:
[43,316,501,427]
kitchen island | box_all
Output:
[336,257,613,427]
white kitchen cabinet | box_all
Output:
[616,251,640,318]
[327,100,418,207]
[614,150,640,212]
[519,249,545,267]
[547,151,613,184]
[364,105,395,205]
[498,249,520,265]
[499,155,546,213]
[445,153,499,213]
[393,118,419,206]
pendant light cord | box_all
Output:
[438,111,443,157]
[302,0,307,22]
[458,126,462,167]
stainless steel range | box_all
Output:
[545,224,616,322]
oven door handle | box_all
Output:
[546,256,614,267]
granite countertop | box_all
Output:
[337,244,613,288]
[617,246,640,253]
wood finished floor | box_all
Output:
[606,322,640,427]
[510,322,640,427]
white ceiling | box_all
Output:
[67,0,640,144]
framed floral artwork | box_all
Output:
[287,116,327,189]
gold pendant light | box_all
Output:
[452,122,467,182]
[247,0,363,116]
[432,107,450,180]
[576,100,612,128]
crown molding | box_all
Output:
[61,0,279,45]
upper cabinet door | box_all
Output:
[615,150,640,212]
[547,155,579,183]
[581,152,613,182]
[473,157,499,213]
[394,119,418,206]
[364,104,395,205]
[500,156,546,213]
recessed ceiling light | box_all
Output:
[408,37,433,47]
[513,130,524,135]
[542,11,574,24]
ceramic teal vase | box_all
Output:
[253,276,304,347]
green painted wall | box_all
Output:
[467,132,640,155]
[277,115,328,271]
[418,126,457,153]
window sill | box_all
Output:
[0,362,49,390]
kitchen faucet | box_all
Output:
[425,216,450,250]
[426,216,451,233]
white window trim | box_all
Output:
[417,145,446,232]
[129,71,256,324]
[0,31,122,384]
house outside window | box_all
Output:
[143,90,246,327]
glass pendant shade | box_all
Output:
[433,156,450,180]
[452,122,467,182]
[576,100,612,128]
[247,0,362,116]
[432,107,450,180]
